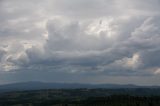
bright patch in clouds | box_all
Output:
[125,53,142,69]
[86,17,116,38]
[154,68,160,75]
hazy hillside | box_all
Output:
[0,82,160,93]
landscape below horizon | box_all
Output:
[0,86,160,106]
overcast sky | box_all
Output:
[0,0,160,85]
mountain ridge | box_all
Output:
[0,81,159,93]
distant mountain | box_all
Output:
[0,82,159,93]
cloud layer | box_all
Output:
[0,0,160,85]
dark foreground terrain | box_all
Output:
[0,88,160,106]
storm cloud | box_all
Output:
[0,0,160,85]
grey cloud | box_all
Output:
[19,17,142,76]
[13,16,160,77]
[51,0,118,18]
[0,0,160,84]
[0,48,6,61]
[128,17,160,68]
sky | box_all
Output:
[0,0,160,85]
